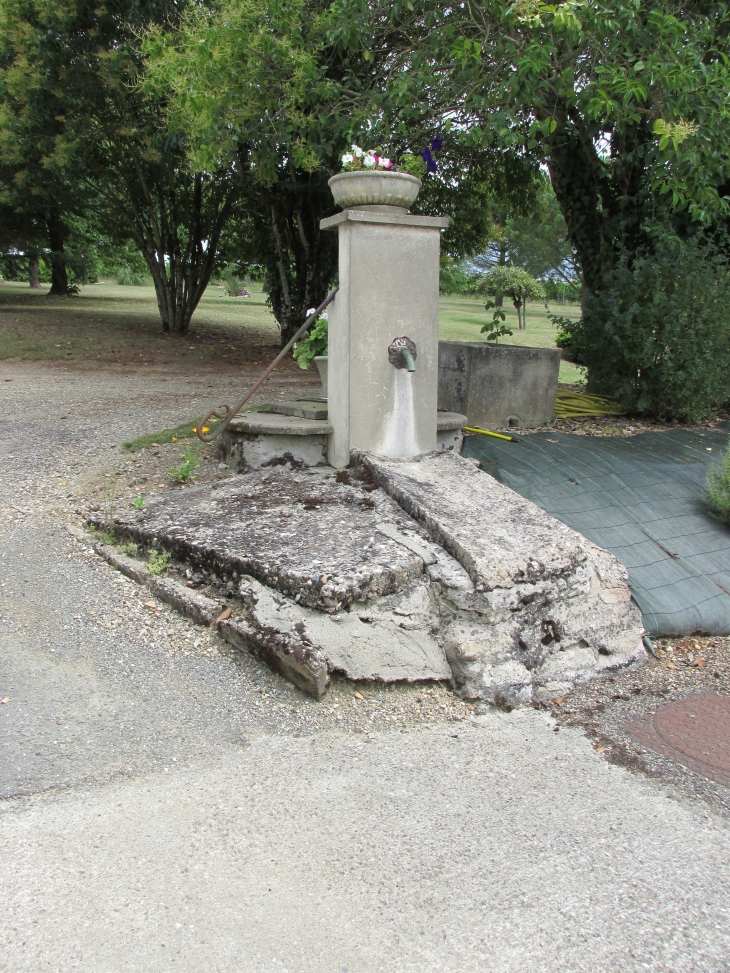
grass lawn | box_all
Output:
[0,279,582,382]
[0,279,283,370]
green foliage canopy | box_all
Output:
[330,0,730,291]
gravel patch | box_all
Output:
[0,360,470,802]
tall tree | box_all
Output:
[0,0,243,330]
[144,0,355,344]
[330,0,730,297]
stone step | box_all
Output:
[228,411,332,435]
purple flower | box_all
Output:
[421,146,437,173]
[430,136,443,152]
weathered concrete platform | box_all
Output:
[103,452,644,701]
[222,412,332,470]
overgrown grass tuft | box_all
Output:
[122,403,270,452]
[706,442,730,525]
[122,418,210,452]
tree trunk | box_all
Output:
[28,253,41,289]
[546,113,652,308]
[494,239,507,307]
[47,213,69,296]
[121,162,239,336]
[249,171,339,348]
[144,248,208,336]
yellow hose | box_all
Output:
[463,426,514,441]
[555,390,625,419]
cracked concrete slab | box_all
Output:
[100,452,644,704]
[360,451,646,705]
[105,466,432,612]
[235,576,450,685]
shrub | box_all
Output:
[550,312,584,364]
[707,443,730,524]
[115,264,150,286]
[571,232,730,421]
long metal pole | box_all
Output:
[195,289,337,443]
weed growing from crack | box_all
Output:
[91,527,116,546]
[102,473,117,531]
[170,444,200,484]
[148,549,171,575]
[132,495,145,509]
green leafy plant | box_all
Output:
[147,549,171,575]
[118,541,139,556]
[293,316,328,370]
[549,312,583,364]
[170,444,200,483]
[92,527,116,546]
[397,152,428,179]
[481,301,514,343]
[707,444,730,525]
[132,496,145,509]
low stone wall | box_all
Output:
[438,341,560,429]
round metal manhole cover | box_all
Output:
[626,694,730,788]
[654,696,730,772]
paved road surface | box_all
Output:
[1,362,729,973]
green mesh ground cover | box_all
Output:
[463,422,730,637]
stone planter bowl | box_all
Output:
[328,171,421,212]
[313,356,328,398]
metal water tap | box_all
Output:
[388,336,417,372]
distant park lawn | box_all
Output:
[438,293,583,385]
[0,279,582,382]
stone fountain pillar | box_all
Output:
[321,175,449,468]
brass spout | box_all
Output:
[400,348,416,372]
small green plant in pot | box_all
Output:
[293,309,329,395]
[293,312,328,370]
[706,442,730,525]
